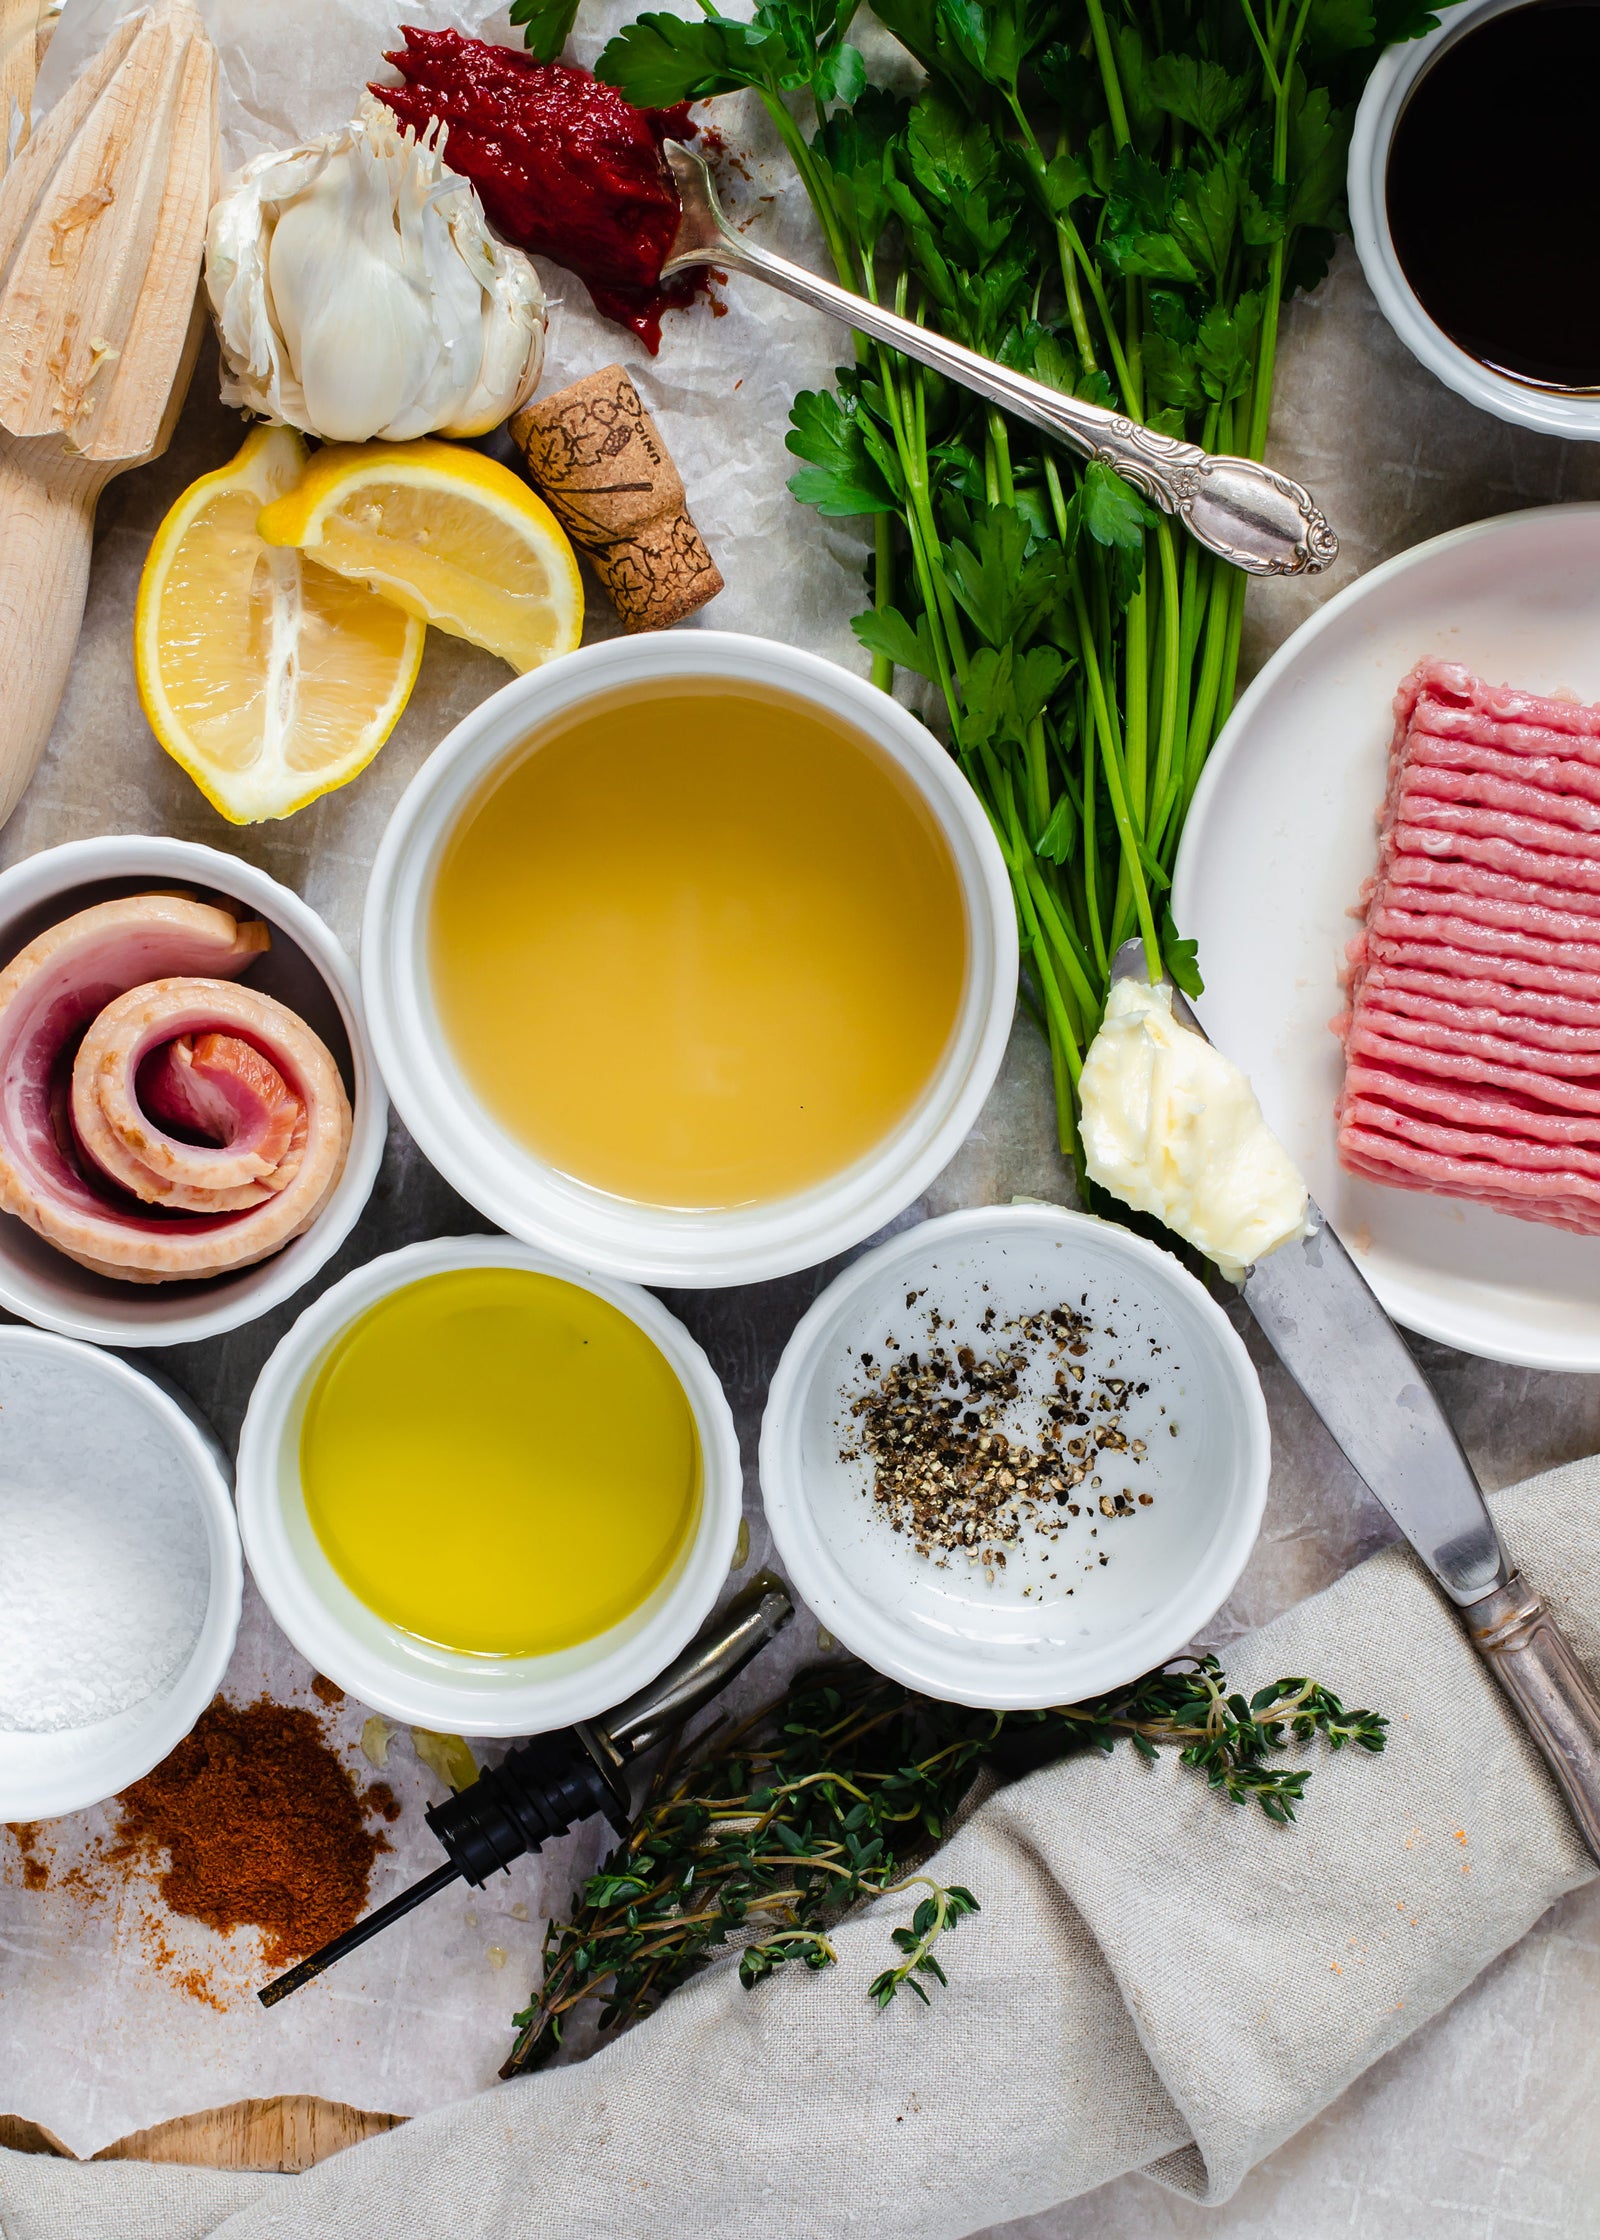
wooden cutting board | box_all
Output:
[1,2097,403,2174]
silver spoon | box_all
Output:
[661,142,1337,580]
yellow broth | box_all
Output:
[428,683,969,1209]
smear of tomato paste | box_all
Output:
[373,27,706,353]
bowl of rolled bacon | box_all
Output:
[0,837,386,1345]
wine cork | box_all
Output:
[511,365,724,632]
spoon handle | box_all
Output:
[663,147,1337,579]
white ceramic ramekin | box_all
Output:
[761,1205,1270,1708]
[0,835,386,1346]
[0,1328,241,1821]
[236,1235,743,1735]
[1349,0,1600,438]
[361,632,1018,1289]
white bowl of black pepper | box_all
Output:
[759,1203,1270,1709]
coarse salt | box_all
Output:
[0,1348,210,1733]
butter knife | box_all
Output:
[1107,944,1600,1859]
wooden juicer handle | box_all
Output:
[0,0,215,829]
[0,436,115,826]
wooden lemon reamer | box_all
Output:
[0,0,216,830]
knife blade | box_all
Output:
[1103,938,1600,1858]
[1242,1203,1600,1860]
[1241,1207,1505,1603]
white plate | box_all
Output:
[1173,504,1600,1372]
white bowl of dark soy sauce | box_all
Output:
[1350,0,1600,437]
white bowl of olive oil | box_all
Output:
[235,1236,742,1734]
[361,632,1018,1289]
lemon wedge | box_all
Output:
[136,426,425,825]
[257,439,584,674]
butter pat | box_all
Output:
[1080,981,1309,1281]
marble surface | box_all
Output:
[1,187,1598,2224]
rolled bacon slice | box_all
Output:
[0,894,353,1283]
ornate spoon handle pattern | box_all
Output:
[663,144,1337,580]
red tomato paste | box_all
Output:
[373,27,705,353]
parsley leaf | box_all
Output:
[1286,84,1351,232]
[1195,292,1264,402]
[1170,154,1242,288]
[786,390,900,515]
[1078,459,1157,552]
[852,606,942,681]
[1035,791,1080,864]
[598,10,805,104]
[946,506,1067,647]
[508,0,581,63]
[1144,332,1205,411]
[1145,55,1251,143]
[814,39,867,103]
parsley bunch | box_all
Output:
[503,1653,1385,2072]
[519,0,1433,1163]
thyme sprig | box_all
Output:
[503,1653,1385,2074]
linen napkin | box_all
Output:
[3,1458,1597,2240]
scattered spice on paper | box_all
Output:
[6,1694,401,2003]
[110,1697,394,1974]
[4,1821,49,1891]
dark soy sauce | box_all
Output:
[1387,0,1600,391]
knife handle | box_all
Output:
[1464,1572,1600,1864]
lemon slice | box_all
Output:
[257,439,584,675]
[136,426,425,825]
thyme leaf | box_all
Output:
[503,1653,1385,2075]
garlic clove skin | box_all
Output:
[205,102,547,446]
[269,162,433,443]
[442,248,547,437]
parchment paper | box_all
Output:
[2,0,1049,2154]
[1,4,1599,2232]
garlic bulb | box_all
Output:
[205,100,546,445]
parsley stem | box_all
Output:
[1071,564,1160,979]
[870,514,895,692]
[1146,518,1185,856]
[755,87,853,286]
[1026,868,1102,1024]
[1082,0,1132,147]
[1044,117,1100,371]
[1125,575,1150,833]
[1239,0,1283,94]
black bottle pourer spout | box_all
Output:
[258,1573,794,2007]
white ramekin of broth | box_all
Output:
[0,1328,242,1822]
[235,1235,743,1735]
[361,632,1018,1288]
[0,835,386,1347]
[760,1205,1270,1709]
[1349,0,1600,438]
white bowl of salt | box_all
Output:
[0,1328,240,1820]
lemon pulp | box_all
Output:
[256,437,584,674]
[135,426,424,824]
[300,1269,700,1656]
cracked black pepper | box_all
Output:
[840,1298,1158,1566]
